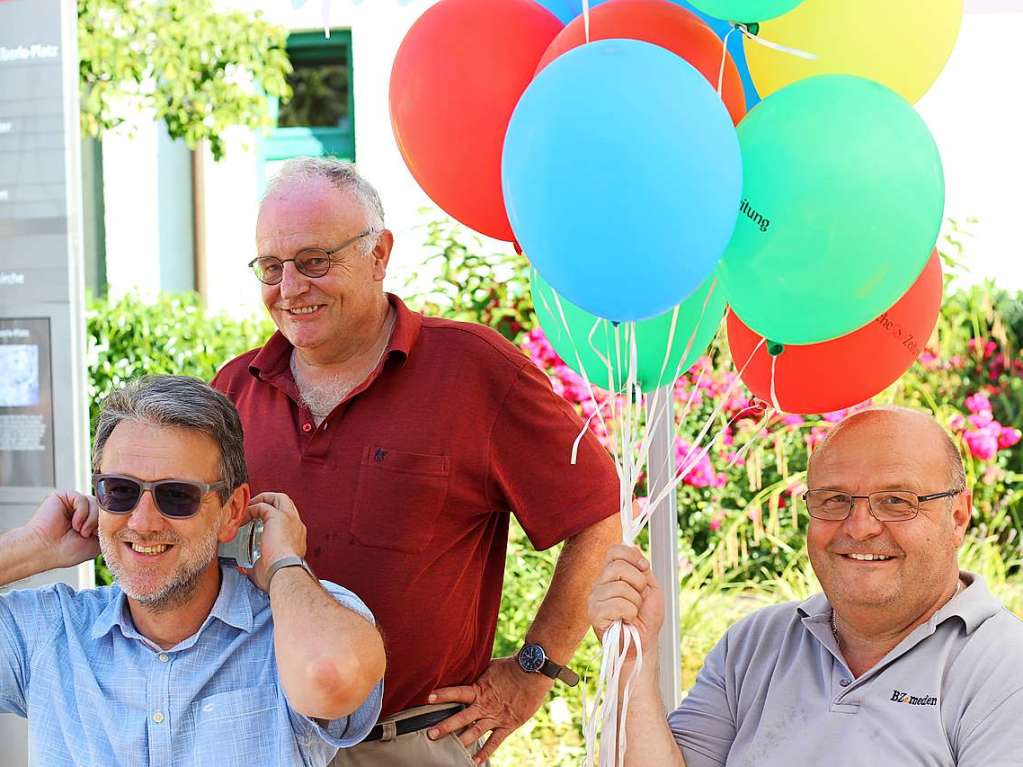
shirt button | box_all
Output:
[158,653,169,663]
[840,679,851,687]
[152,712,165,724]
[302,423,312,433]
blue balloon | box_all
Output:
[532,0,760,107]
[502,39,741,322]
[532,0,579,23]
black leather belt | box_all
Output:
[362,705,464,743]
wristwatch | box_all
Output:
[265,555,316,588]
[517,642,580,687]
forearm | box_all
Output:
[0,527,52,587]
[270,568,385,719]
[527,515,621,662]
[624,657,686,767]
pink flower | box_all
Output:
[708,514,723,531]
[968,412,994,429]
[965,429,998,461]
[781,414,805,427]
[948,414,966,432]
[964,392,992,416]
[822,409,848,423]
[999,427,1022,449]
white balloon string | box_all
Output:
[583,0,591,43]
[717,26,740,96]
[660,277,720,399]
[645,334,765,512]
[321,0,331,38]
[732,21,816,61]
[726,404,774,469]
[769,351,783,413]
[656,305,682,386]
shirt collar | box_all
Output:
[796,570,1003,635]
[90,564,256,644]
[248,292,422,384]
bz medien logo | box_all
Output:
[739,199,770,233]
[890,689,937,706]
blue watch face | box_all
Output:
[519,644,546,673]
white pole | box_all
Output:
[647,386,681,710]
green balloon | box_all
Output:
[719,75,943,345]
[531,267,726,392]
[689,0,803,22]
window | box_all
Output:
[261,30,354,163]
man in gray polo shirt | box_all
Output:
[588,407,1023,766]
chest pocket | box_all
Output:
[189,685,280,761]
[351,447,450,554]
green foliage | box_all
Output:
[403,216,534,343]
[87,291,272,429]
[77,0,292,160]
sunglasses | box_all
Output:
[93,473,229,519]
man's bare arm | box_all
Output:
[247,492,385,720]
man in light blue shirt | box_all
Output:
[0,375,385,766]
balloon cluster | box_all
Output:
[390,0,963,414]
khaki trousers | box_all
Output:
[333,703,488,767]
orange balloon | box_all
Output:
[537,0,746,125]
[390,0,563,241]
[728,251,943,415]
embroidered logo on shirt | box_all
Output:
[890,689,938,706]
[373,448,387,463]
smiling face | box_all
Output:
[256,178,391,360]
[97,421,246,611]
[807,410,971,618]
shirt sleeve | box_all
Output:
[667,631,736,767]
[0,585,63,717]
[956,685,1023,766]
[487,362,619,550]
[287,581,383,758]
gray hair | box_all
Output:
[261,156,385,230]
[808,406,967,493]
[92,376,248,501]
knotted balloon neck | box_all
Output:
[767,341,785,357]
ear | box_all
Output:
[217,483,251,544]
[951,489,972,548]
[371,229,394,282]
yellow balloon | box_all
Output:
[745,0,963,104]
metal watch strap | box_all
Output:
[265,555,315,589]
[541,658,580,687]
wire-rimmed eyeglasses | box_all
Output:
[248,229,378,285]
[802,488,963,522]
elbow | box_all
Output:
[294,637,386,719]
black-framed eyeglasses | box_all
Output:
[248,228,378,285]
[93,473,228,519]
[802,488,963,522]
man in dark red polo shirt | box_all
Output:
[212,157,620,766]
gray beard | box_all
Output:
[99,527,220,614]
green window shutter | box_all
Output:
[261,29,355,163]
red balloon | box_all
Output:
[537,0,746,125]
[390,0,562,241]
[728,252,943,415]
